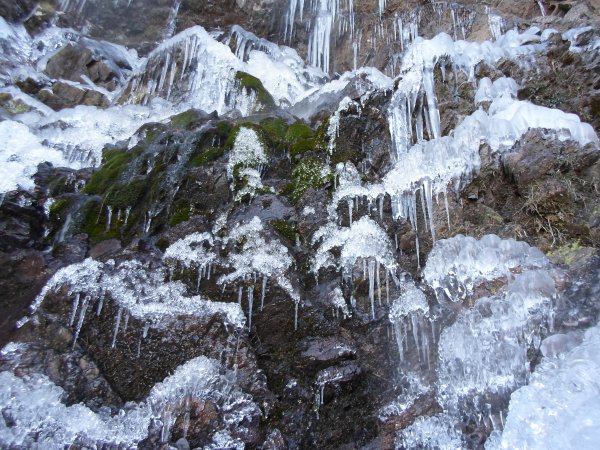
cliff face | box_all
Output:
[0,1,600,449]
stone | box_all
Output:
[88,239,122,259]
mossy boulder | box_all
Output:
[235,71,275,110]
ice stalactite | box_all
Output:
[69,293,81,327]
[312,216,396,318]
[486,7,504,41]
[111,307,123,349]
[105,206,112,232]
[72,295,90,349]
[368,260,376,319]
[247,286,254,331]
[260,276,267,311]
[378,0,386,19]
[307,0,355,72]
[388,282,430,365]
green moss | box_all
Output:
[235,71,275,108]
[106,178,148,209]
[84,147,142,195]
[188,147,224,167]
[290,138,316,156]
[261,118,289,143]
[271,220,298,242]
[155,237,170,253]
[285,122,313,143]
[80,200,119,244]
[49,198,71,219]
[170,204,191,226]
[170,110,201,129]
[285,157,331,202]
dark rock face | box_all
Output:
[1,1,600,449]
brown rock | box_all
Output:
[88,239,122,259]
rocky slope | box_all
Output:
[0,0,600,449]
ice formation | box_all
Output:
[488,323,600,450]
[312,216,396,318]
[0,356,257,449]
[423,234,549,300]
[218,217,299,303]
[437,269,556,409]
[26,258,245,339]
[0,120,66,193]
[423,235,553,403]
[124,24,321,113]
[389,281,431,364]
[227,127,269,180]
[397,414,463,450]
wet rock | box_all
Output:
[37,82,110,111]
[299,332,357,367]
[88,239,122,259]
[44,39,133,91]
[0,0,37,23]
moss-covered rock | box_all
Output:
[84,147,144,196]
[235,71,275,109]
[188,147,225,167]
[284,157,331,202]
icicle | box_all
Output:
[260,276,267,311]
[394,323,404,362]
[294,301,299,331]
[378,194,384,222]
[536,0,546,16]
[415,232,421,269]
[182,410,191,438]
[443,188,451,230]
[124,206,131,225]
[419,186,428,232]
[196,267,202,293]
[348,199,353,226]
[161,408,172,443]
[69,293,81,327]
[72,295,90,348]
[422,319,430,369]
[247,286,254,331]
[423,179,436,242]
[368,259,376,319]
[96,294,104,316]
[111,307,123,349]
[376,261,382,306]
[143,322,150,338]
[238,286,243,305]
[385,269,390,304]
[411,313,421,361]
[123,310,129,333]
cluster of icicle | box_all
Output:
[23,257,245,353]
[285,0,356,72]
[123,26,253,115]
[227,127,272,202]
[388,234,559,448]
[164,216,301,331]
[312,205,397,319]
[0,348,256,449]
[324,21,598,269]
